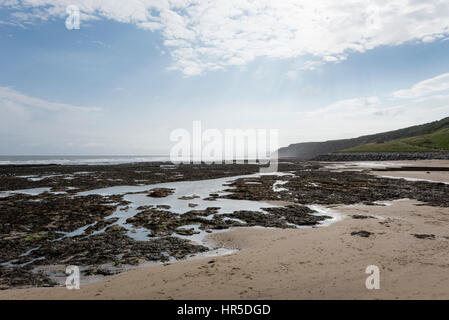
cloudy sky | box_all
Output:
[1,0,449,155]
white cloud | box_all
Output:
[0,87,101,112]
[137,21,163,31]
[299,96,382,118]
[302,60,325,71]
[0,86,176,154]
[0,87,107,153]
[392,73,449,99]
[422,35,436,43]
[293,86,449,143]
[2,0,449,75]
[91,40,110,48]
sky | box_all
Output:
[1,0,449,155]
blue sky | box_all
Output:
[1,1,449,155]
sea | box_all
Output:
[0,155,171,166]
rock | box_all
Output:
[351,215,375,219]
[350,230,373,238]
[147,188,175,198]
[0,267,56,289]
[105,225,125,233]
[175,228,200,236]
[178,195,200,200]
[412,233,435,240]
[0,162,264,289]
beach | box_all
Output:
[1,199,449,299]
[3,0,449,305]
[1,160,449,299]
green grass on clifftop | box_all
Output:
[339,128,449,153]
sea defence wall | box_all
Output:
[312,152,449,162]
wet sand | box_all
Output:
[324,159,449,183]
[382,160,449,167]
[368,159,449,183]
[372,171,449,183]
[323,159,449,171]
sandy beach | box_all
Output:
[2,174,449,298]
[3,1,449,303]
[1,161,449,299]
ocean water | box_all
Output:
[0,155,170,165]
